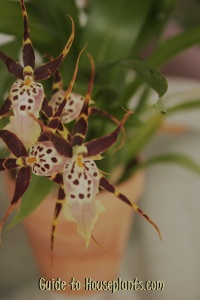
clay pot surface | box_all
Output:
[4,169,145,296]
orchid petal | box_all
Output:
[0,129,27,157]
[20,0,35,69]
[5,114,41,149]
[72,54,95,147]
[84,110,132,157]
[63,198,104,247]
[99,174,162,241]
[29,141,66,176]
[0,97,12,118]
[63,157,104,246]
[0,158,18,171]
[52,68,63,95]
[34,16,75,81]
[0,51,23,80]
[50,91,85,124]
[51,180,65,255]
[10,80,44,117]
[0,167,31,235]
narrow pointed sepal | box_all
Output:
[0,97,12,118]
[20,0,35,69]
[0,158,18,171]
[34,16,75,81]
[84,110,132,157]
[72,54,95,147]
[49,44,87,126]
[51,180,65,256]
[89,107,126,152]
[0,167,31,232]
[99,175,162,241]
[0,130,27,157]
[0,51,23,79]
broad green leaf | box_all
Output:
[8,175,54,228]
[96,59,168,98]
[123,60,168,98]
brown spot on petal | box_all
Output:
[73,179,79,185]
[51,157,57,163]
[13,95,18,101]
[46,149,52,154]
[79,193,84,199]
[20,105,26,111]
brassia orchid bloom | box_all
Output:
[0,129,66,236]
[0,0,74,148]
[39,55,162,252]
[49,60,125,135]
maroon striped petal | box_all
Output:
[72,54,95,147]
[0,130,27,157]
[0,167,31,235]
[20,0,35,69]
[99,175,162,241]
[0,51,23,79]
[0,97,12,118]
[84,110,132,157]
[34,16,75,81]
[0,158,18,171]
[51,180,65,257]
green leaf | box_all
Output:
[151,98,167,114]
[132,0,178,54]
[138,153,200,176]
[167,99,200,114]
[97,59,168,98]
[123,60,168,98]
[119,113,164,163]
[149,25,200,67]
[81,0,154,63]
[8,175,54,228]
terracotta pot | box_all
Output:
[4,169,145,296]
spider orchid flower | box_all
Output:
[0,130,66,236]
[49,61,126,148]
[0,0,74,148]
[41,55,162,251]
